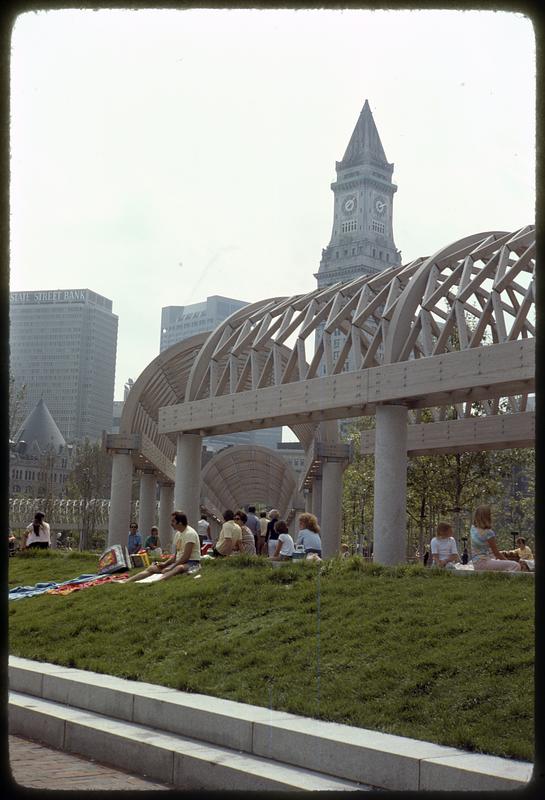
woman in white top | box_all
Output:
[430,522,460,567]
[23,511,51,550]
[270,520,295,561]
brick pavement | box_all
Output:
[8,735,173,791]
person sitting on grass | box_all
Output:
[470,505,521,572]
[125,511,200,582]
[269,520,294,561]
[296,512,322,557]
[430,522,460,568]
[212,510,241,557]
[23,511,51,550]
[144,526,161,554]
[340,543,351,559]
[514,537,533,562]
[233,510,257,555]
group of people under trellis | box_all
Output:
[11,504,533,574]
[125,507,323,566]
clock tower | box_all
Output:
[315,100,401,289]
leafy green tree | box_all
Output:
[341,413,534,557]
[66,439,112,550]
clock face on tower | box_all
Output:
[342,195,357,215]
[374,196,387,216]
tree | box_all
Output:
[341,417,375,550]
[341,412,534,557]
[66,439,112,550]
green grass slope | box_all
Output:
[9,552,534,761]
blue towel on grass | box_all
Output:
[9,574,101,601]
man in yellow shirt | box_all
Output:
[125,511,200,582]
[212,510,242,557]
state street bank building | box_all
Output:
[10,289,118,443]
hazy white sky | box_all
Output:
[10,8,535,401]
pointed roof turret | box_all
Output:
[14,398,66,453]
[338,99,389,168]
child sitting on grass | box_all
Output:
[430,522,460,568]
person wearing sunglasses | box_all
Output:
[127,522,142,555]
[233,510,257,555]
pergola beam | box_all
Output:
[158,338,534,436]
[360,411,535,456]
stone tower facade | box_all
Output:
[316,100,401,290]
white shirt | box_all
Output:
[25,521,51,546]
[430,536,458,561]
[278,533,295,557]
[197,519,210,538]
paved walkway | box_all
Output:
[8,735,173,791]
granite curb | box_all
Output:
[8,655,533,791]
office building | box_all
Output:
[111,378,134,433]
[160,295,249,352]
[161,295,282,451]
[10,288,118,442]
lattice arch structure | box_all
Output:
[185,225,534,422]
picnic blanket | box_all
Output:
[9,572,128,600]
[47,574,129,595]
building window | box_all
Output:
[341,220,357,233]
[372,220,385,233]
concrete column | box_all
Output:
[158,483,174,551]
[175,433,202,528]
[304,490,313,512]
[373,404,408,565]
[311,476,322,522]
[107,452,133,547]
[138,472,157,540]
[320,460,344,558]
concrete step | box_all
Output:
[9,656,533,791]
[8,691,366,791]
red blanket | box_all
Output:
[47,574,129,595]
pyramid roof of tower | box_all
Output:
[339,100,389,167]
[14,398,66,452]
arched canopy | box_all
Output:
[200,444,299,522]
[160,226,534,438]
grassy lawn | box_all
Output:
[9,551,534,762]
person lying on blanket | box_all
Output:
[124,511,200,583]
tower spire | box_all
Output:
[339,99,388,168]
[315,99,401,289]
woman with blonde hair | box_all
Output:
[296,512,322,557]
[470,505,520,572]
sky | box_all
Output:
[10,8,535,405]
